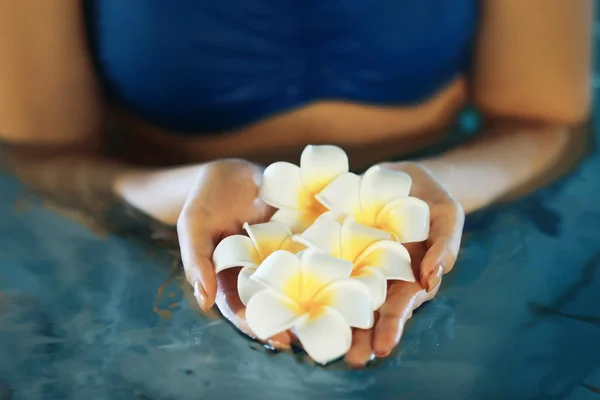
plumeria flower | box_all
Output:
[295,212,415,309]
[259,145,349,233]
[316,165,430,243]
[212,221,306,305]
[246,248,374,365]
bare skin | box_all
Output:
[174,159,463,366]
[0,0,593,367]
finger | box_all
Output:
[373,281,424,357]
[427,202,464,267]
[345,326,375,368]
[379,162,464,290]
[178,209,219,311]
[267,331,293,350]
[419,240,450,292]
[215,269,291,349]
[420,202,464,291]
[216,287,252,336]
[403,242,426,275]
[215,268,249,330]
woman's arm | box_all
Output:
[3,144,203,237]
[415,0,593,213]
[420,122,582,213]
[0,0,198,237]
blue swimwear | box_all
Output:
[87,0,478,134]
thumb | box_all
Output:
[177,214,218,311]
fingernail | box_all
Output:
[193,281,208,310]
[426,265,443,293]
[375,349,391,358]
[347,360,368,370]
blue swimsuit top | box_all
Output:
[87,0,478,135]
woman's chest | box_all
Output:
[89,0,478,133]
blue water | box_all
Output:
[2,25,600,400]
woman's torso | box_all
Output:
[87,0,478,165]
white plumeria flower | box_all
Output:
[212,221,306,305]
[259,145,349,233]
[246,248,374,365]
[295,212,415,309]
[316,165,430,243]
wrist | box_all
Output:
[115,163,207,226]
[115,159,265,226]
[419,157,495,213]
[416,123,582,214]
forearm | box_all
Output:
[2,143,203,238]
[418,121,587,214]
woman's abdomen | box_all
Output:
[112,78,468,169]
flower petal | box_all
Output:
[270,209,312,234]
[213,235,259,273]
[260,162,305,210]
[243,221,292,259]
[359,165,412,223]
[351,266,388,310]
[377,197,430,243]
[250,250,302,298]
[246,289,302,340]
[356,240,415,282]
[237,266,265,305]
[294,307,352,365]
[314,279,374,328]
[295,250,354,302]
[299,248,353,290]
[300,145,349,194]
[315,172,361,217]
[294,212,343,257]
[341,217,391,262]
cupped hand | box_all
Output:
[345,162,465,367]
[178,159,464,361]
[177,159,293,346]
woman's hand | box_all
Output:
[177,159,286,340]
[345,162,465,367]
[178,159,464,358]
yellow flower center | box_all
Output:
[352,202,383,225]
[253,237,306,265]
[279,237,307,254]
[349,249,378,277]
[350,264,370,278]
[299,191,330,225]
[283,270,333,320]
[255,237,289,262]
[354,211,396,239]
